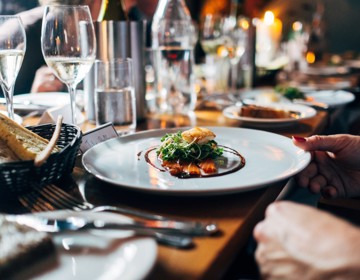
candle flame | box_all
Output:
[264,11,275,25]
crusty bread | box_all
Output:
[0,139,19,163]
[0,112,60,161]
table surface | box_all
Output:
[17,108,329,280]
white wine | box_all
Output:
[0,49,24,90]
[45,56,94,85]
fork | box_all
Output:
[19,184,218,236]
[18,194,192,248]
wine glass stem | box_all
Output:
[67,83,77,125]
[3,86,15,120]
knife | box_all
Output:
[6,215,195,248]
[6,214,217,236]
[291,99,329,110]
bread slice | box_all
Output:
[0,112,60,161]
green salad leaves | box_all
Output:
[157,131,223,162]
[275,85,306,100]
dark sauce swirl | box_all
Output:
[144,145,245,178]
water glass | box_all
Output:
[95,58,137,134]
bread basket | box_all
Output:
[0,123,82,197]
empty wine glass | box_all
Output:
[221,16,249,92]
[41,5,96,124]
[0,16,26,120]
[199,15,229,94]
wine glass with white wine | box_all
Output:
[41,5,96,124]
[0,16,26,120]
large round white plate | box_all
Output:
[26,211,157,280]
[0,110,22,124]
[13,92,69,113]
[223,103,316,127]
[306,90,355,107]
[82,127,311,196]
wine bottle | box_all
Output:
[230,0,245,18]
[98,0,128,21]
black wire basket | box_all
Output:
[0,123,82,197]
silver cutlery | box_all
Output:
[19,184,218,236]
[6,215,193,248]
[291,99,329,110]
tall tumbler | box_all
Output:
[95,58,137,134]
[84,20,146,123]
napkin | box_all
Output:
[38,104,83,125]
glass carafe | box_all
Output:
[151,0,197,115]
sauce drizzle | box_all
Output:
[144,145,245,178]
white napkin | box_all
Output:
[38,104,83,125]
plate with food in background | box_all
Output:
[223,101,317,127]
[82,127,310,196]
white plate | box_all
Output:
[306,90,355,107]
[13,92,69,113]
[302,65,350,76]
[223,103,316,127]
[26,211,157,280]
[82,127,311,196]
[0,110,22,124]
[240,88,355,108]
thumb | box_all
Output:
[292,134,349,153]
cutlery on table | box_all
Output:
[19,184,218,237]
[6,214,193,248]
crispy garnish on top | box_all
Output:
[181,127,216,144]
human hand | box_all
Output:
[292,134,360,198]
[254,201,360,280]
[30,66,64,93]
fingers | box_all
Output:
[31,66,64,93]
[292,134,352,153]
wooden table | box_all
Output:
[17,108,329,279]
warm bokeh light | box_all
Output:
[239,18,250,30]
[292,21,303,32]
[306,51,316,64]
[264,11,275,25]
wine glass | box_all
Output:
[0,16,26,120]
[220,16,249,92]
[41,5,96,124]
[199,15,230,94]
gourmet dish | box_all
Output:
[0,215,56,279]
[154,127,245,178]
[239,104,296,119]
[0,112,60,163]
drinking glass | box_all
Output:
[221,16,249,92]
[0,16,26,120]
[95,58,137,134]
[41,5,96,124]
[199,15,229,93]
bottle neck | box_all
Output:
[230,0,245,18]
[98,0,128,21]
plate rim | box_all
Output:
[82,127,311,196]
[32,210,157,280]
